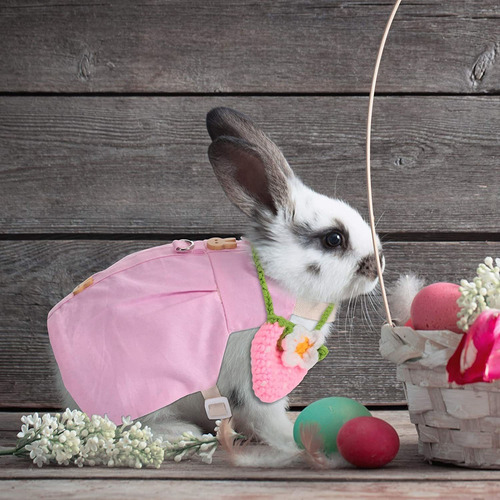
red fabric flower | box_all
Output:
[447,309,500,385]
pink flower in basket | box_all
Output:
[447,309,500,385]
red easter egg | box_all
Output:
[410,282,463,333]
[337,416,400,468]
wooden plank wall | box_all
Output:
[0,0,498,410]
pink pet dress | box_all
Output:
[48,238,334,423]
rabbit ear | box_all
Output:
[208,135,293,217]
[207,107,268,142]
[206,107,294,177]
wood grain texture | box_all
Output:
[1,239,499,408]
[4,479,500,500]
[0,96,498,234]
[0,1,499,93]
[2,409,500,482]
[0,3,498,495]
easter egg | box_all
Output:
[293,397,371,455]
[337,416,400,468]
[410,282,463,333]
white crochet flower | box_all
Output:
[281,325,325,370]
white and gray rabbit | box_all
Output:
[56,107,384,466]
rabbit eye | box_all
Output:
[323,231,344,249]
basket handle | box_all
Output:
[366,0,403,327]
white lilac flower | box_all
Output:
[121,416,133,427]
[112,421,164,468]
[17,424,30,439]
[457,257,500,331]
[2,411,246,468]
[1,409,164,469]
[281,324,325,369]
[163,431,218,463]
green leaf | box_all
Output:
[317,345,329,361]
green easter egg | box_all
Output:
[293,397,371,455]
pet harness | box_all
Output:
[48,238,335,423]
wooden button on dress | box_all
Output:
[207,237,238,250]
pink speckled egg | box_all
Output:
[410,282,463,334]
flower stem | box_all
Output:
[0,446,18,456]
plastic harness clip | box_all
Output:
[204,396,232,420]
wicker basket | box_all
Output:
[365,0,500,470]
[380,324,500,468]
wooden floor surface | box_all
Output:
[1,2,498,498]
[2,410,500,499]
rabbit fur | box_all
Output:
[55,107,384,467]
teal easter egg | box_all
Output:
[293,397,371,455]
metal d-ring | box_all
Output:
[175,239,195,252]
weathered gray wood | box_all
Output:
[0,412,497,497]
[1,408,500,500]
[4,479,500,500]
[0,96,498,234]
[1,239,499,408]
[0,1,499,93]
[0,411,413,479]
[1,410,500,482]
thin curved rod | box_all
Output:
[366,0,403,326]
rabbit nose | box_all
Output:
[357,252,384,280]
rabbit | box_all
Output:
[52,107,384,467]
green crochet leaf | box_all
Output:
[317,345,329,361]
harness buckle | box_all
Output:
[204,396,232,420]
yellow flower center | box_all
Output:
[295,337,313,358]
